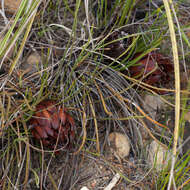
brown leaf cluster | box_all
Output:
[30,100,75,151]
[129,52,173,86]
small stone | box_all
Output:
[0,0,22,14]
[20,52,42,76]
[184,111,190,122]
[143,94,163,120]
[80,187,90,190]
[108,132,130,159]
[147,140,171,171]
[139,94,164,144]
[180,71,190,90]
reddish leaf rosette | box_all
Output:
[129,52,173,93]
[29,100,75,151]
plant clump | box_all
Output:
[29,99,76,151]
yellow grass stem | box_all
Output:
[94,80,113,116]
[9,12,36,75]
[177,177,190,190]
[74,94,87,155]
[163,0,180,189]
[105,81,170,131]
[125,102,168,149]
[88,95,100,154]
[47,172,58,190]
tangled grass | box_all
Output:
[0,0,190,189]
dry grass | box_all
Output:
[0,0,190,189]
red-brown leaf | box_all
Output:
[35,111,49,126]
[66,113,75,127]
[42,139,50,146]
[31,130,41,139]
[43,125,54,137]
[51,112,60,129]
[40,100,57,113]
[35,126,48,139]
[59,108,66,125]
[41,109,52,128]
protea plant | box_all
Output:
[129,52,173,86]
[29,99,76,151]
